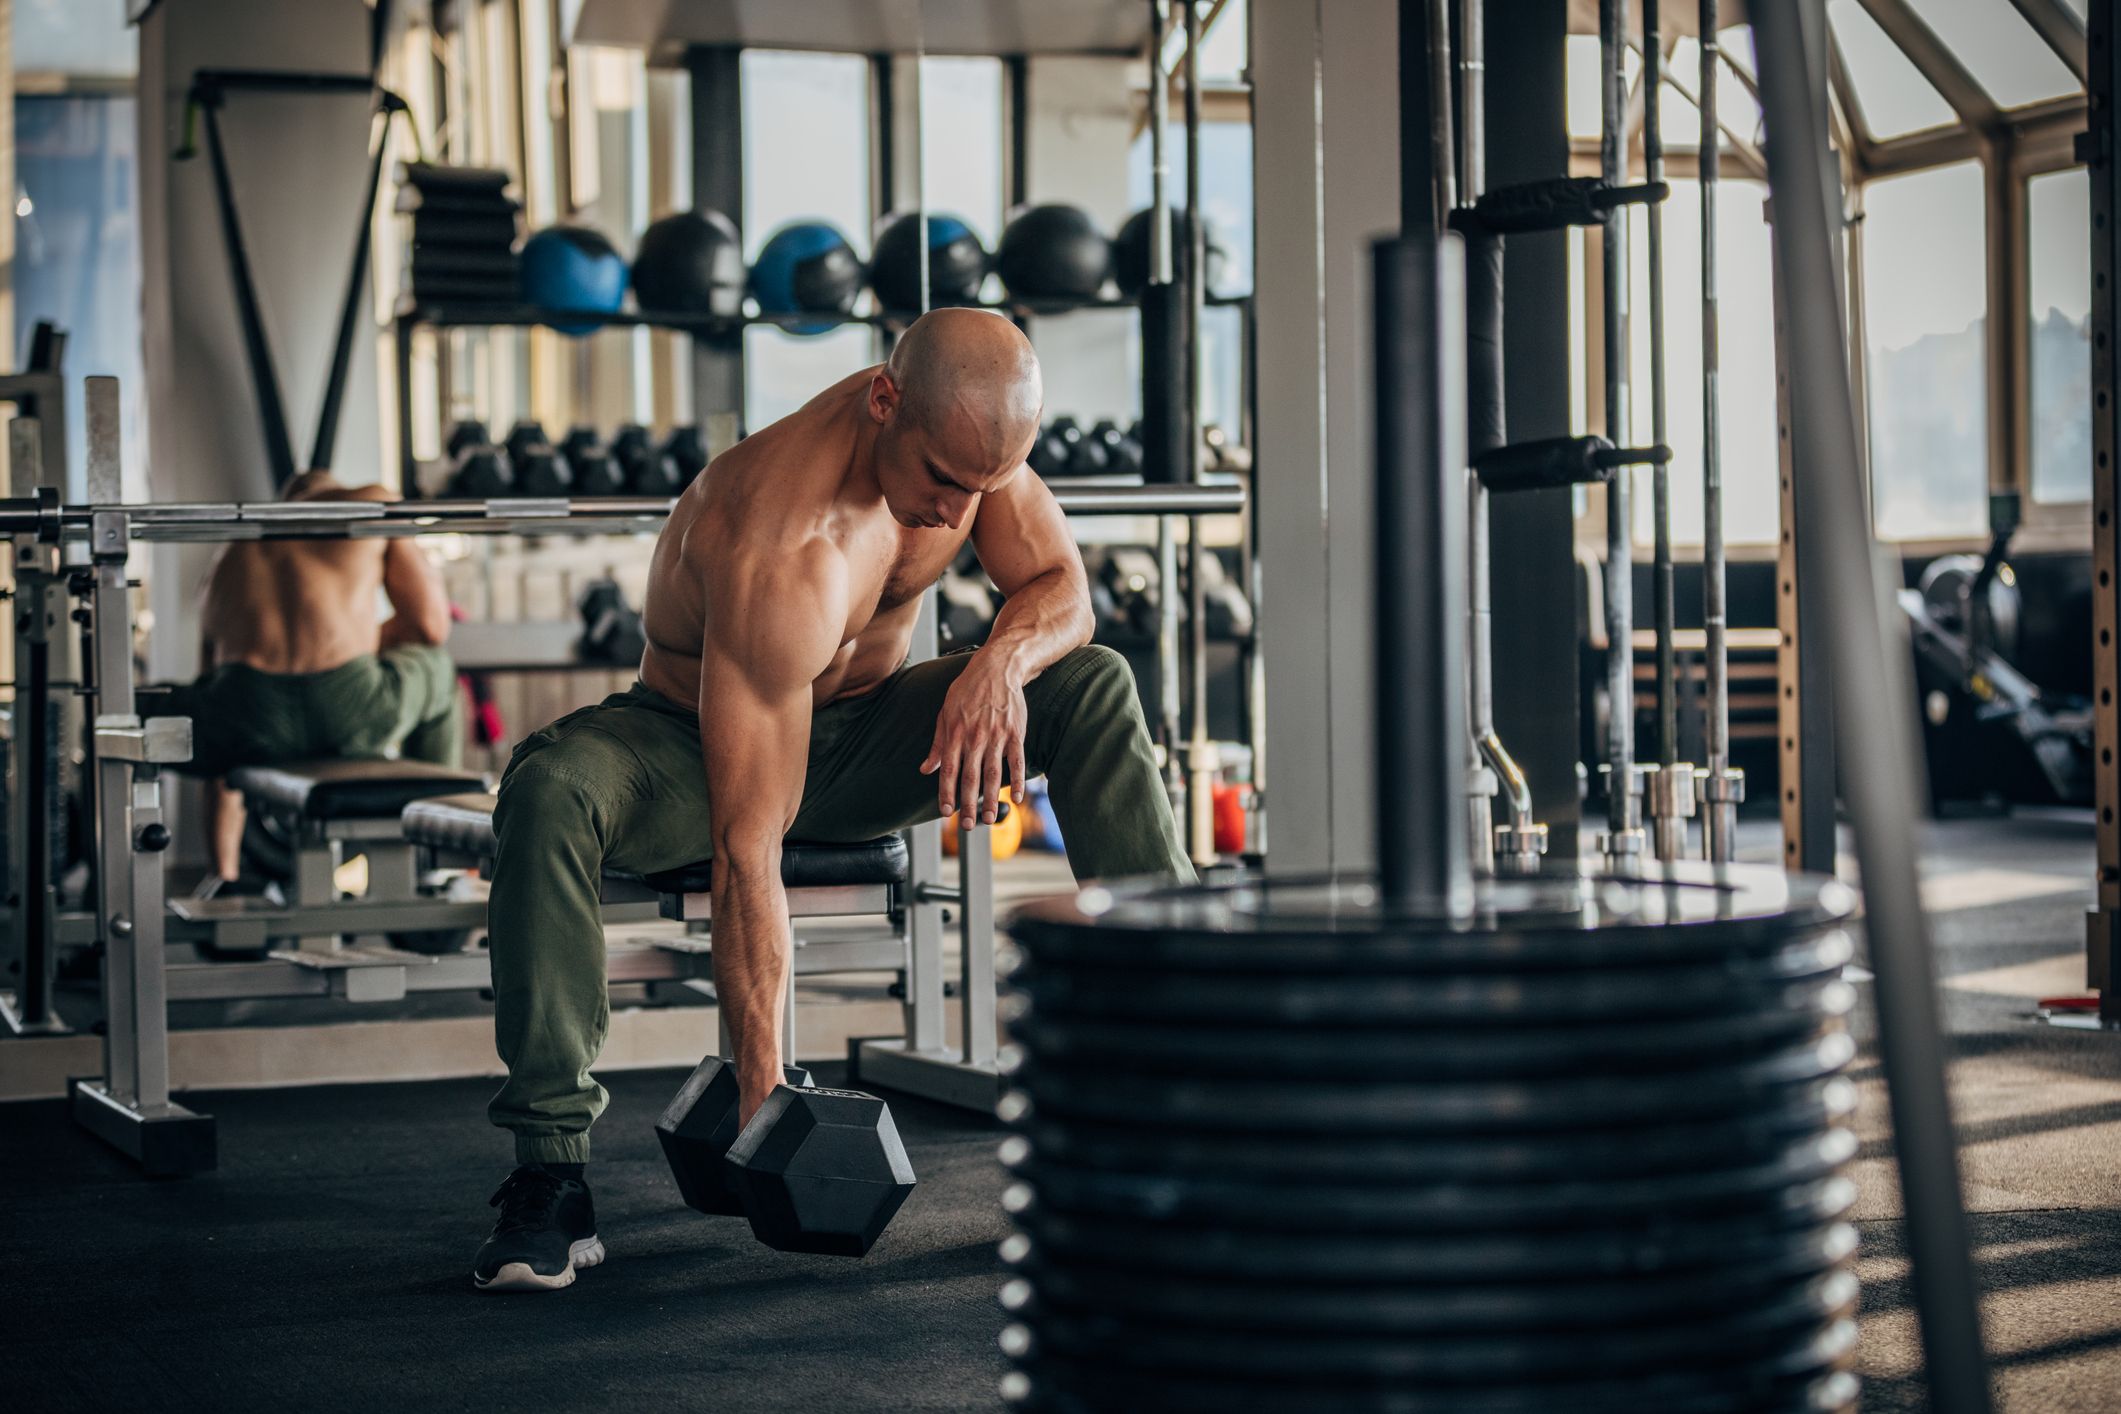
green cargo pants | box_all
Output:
[487,643,1191,1162]
[147,645,463,774]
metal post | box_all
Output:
[1641,0,1696,863]
[1699,0,1742,861]
[1374,233,1471,918]
[958,822,997,1069]
[1,415,63,1035]
[1456,0,1545,876]
[2091,0,2121,1009]
[70,377,212,1175]
[1425,0,1457,228]
[1183,0,1214,865]
[1597,0,1643,865]
[1753,8,1993,1411]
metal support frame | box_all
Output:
[1754,8,1993,1409]
[69,377,215,1177]
[1770,208,1840,876]
[1698,0,1744,863]
[1597,0,1645,866]
[2087,0,2121,1011]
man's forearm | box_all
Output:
[708,851,791,1117]
[980,568,1092,687]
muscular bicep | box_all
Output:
[696,544,850,852]
[969,466,1086,599]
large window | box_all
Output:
[916,57,1006,251]
[2029,167,2091,505]
[1827,0,1956,139]
[1863,160,1988,541]
[1622,178,1780,546]
[741,51,874,431]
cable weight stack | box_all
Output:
[997,866,1861,1414]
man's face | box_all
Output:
[872,378,1031,531]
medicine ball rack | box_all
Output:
[0,373,1241,1173]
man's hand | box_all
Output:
[921,651,1027,825]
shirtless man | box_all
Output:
[151,470,458,888]
[472,309,1191,1292]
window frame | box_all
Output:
[2010,129,2092,542]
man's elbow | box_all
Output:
[712,827,784,883]
[405,605,453,646]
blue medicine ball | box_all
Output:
[751,222,865,335]
[520,225,628,335]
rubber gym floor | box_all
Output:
[3,810,2118,1413]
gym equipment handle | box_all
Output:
[1463,177,1671,236]
[1473,436,1670,493]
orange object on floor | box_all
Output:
[1212,784,1248,856]
[941,801,1025,860]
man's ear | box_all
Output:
[867,371,900,425]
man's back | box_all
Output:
[200,475,444,673]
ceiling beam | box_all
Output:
[1854,0,2002,136]
[2006,0,2088,85]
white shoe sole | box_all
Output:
[474,1235,605,1293]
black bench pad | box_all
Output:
[399,794,910,890]
[230,759,490,821]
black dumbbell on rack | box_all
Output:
[504,421,573,498]
[560,427,628,497]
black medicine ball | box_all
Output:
[632,208,746,316]
[871,212,989,312]
[995,204,1112,301]
[1112,206,1228,299]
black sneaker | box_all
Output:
[472,1166,603,1293]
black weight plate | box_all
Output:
[1006,1077,1857,1185]
[1002,930,1853,1027]
[1004,1127,1855,1232]
[1006,979,1853,1079]
[1004,1030,1856,1134]
[1007,864,1851,970]
[1002,1222,1853,1334]
[1008,1191,1856,1286]
[1006,1267,1856,1383]
[1003,1326,1859,1414]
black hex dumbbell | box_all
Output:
[505,420,573,498]
[613,423,685,497]
[450,439,514,498]
[663,424,710,491]
[561,426,628,497]
[656,1056,916,1257]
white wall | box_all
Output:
[138,0,379,687]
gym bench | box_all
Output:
[398,793,931,1052]
[166,758,493,959]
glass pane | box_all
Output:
[1127,120,1255,295]
[918,56,1005,250]
[1863,160,1988,540]
[1660,30,1766,151]
[1907,0,2080,108]
[1566,35,1640,143]
[1624,179,1781,546]
[1160,0,1248,83]
[16,0,137,77]
[741,51,874,432]
[14,94,146,499]
[2029,167,2091,504]
[1828,0,1958,139]
[741,51,871,258]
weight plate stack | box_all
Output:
[998,865,1860,1412]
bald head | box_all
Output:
[883,308,1042,473]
